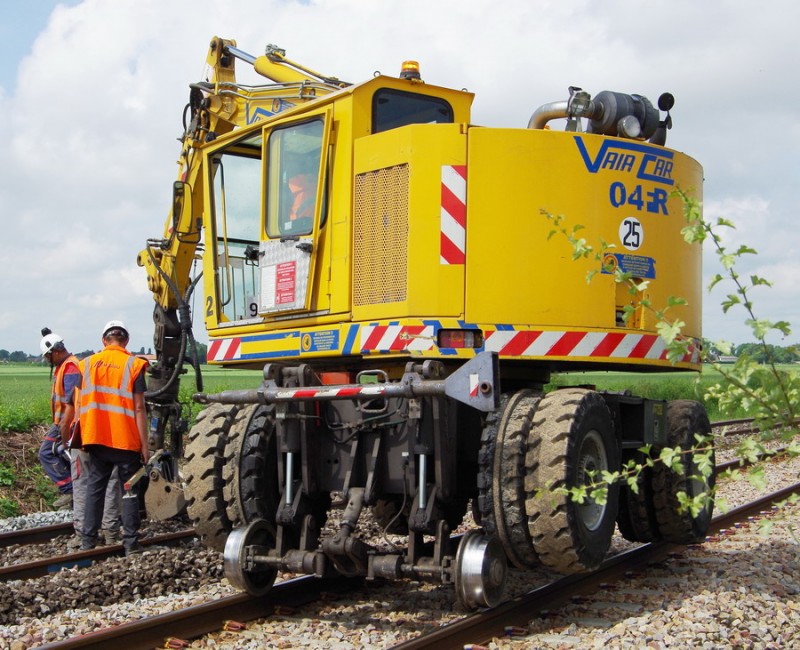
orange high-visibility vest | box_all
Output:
[78,345,148,452]
[52,355,79,425]
[288,174,314,221]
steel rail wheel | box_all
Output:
[224,518,278,596]
[453,529,507,610]
[525,388,620,573]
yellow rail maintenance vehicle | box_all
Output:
[138,37,712,609]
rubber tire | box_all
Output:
[616,454,660,543]
[237,406,281,529]
[184,403,241,551]
[525,388,620,573]
[652,400,715,543]
[477,390,542,569]
[223,404,278,529]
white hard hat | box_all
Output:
[40,333,64,356]
[102,320,129,339]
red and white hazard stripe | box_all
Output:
[440,165,466,264]
[208,337,242,362]
[360,324,435,352]
[484,330,698,363]
[275,385,387,400]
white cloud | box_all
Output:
[1,0,799,354]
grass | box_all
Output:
[547,369,725,419]
[0,361,794,515]
[3,360,782,431]
[0,363,263,431]
[0,363,265,515]
[548,364,800,422]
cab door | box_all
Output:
[259,110,332,316]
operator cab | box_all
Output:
[204,75,472,335]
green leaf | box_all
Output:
[707,274,724,291]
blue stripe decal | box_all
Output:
[241,332,300,343]
[239,349,300,360]
[343,324,359,354]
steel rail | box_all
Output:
[31,480,799,649]
[391,481,800,649]
[0,529,195,582]
[36,574,365,650]
[0,521,74,549]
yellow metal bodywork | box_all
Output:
[141,39,704,374]
[465,128,702,335]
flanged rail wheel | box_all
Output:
[454,530,507,610]
[525,388,620,573]
[224,518,277,596]
[652,400,715,543]
[477,390,542,569]
[184,403,241,551]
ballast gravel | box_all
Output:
[0,453,798,648]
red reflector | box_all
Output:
[437,329,483,349]
[319,371,354,385]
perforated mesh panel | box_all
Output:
[353,165,409,306]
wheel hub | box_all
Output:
[224,518,278,596]
[454,530,507,610]
[576,429,609,532]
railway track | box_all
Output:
[396,481,800,649]
[28,475,800,648]
[31,481,800,649]
[0,529,195,582]
[3,417,795,648]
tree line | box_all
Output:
[0,344,209,364]
[703,341,799,364]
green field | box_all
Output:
[0,360,790,516]
[0,361,769,431]
[0,364,263,432]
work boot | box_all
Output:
[53,493,73,510]
[66,534,82,550]
[124,544,143,557]
[102,530,122,546]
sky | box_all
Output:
[1,0,798,356]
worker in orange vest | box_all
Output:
[39,329,78,509]
[287,172,315,223]
[77,321,150,555]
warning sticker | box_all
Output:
[601,253,656,279]
[275,261,297,305]
[302,330,340,353]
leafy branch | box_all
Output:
[542,190,800,515]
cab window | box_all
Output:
[266,119,324,238]
[209,133,263,322]
[373,89,453,133]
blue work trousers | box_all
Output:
[82,445,142,552]
[39,424,73,494]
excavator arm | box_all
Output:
[135,37,346,517]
